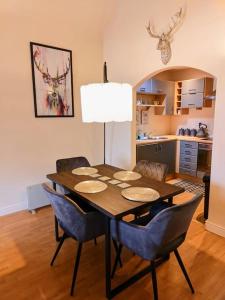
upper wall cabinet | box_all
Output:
[137,79,175,115]
[181,78,205,94]
[137,79,165,94]
[174,77,214,114]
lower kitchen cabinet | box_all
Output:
[179,141,198,176]
[136,141,176,174]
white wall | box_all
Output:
[0,0,114,215]
[104,0,225,236]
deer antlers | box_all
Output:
[146,8,184,64]
[33,47,71,83]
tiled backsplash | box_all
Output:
[136,102,215,137]
[170,102,215,136]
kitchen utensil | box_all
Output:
[196,122,208,138]
[121,187,160,202]
[178,128,185,136]
[184,128,191,136]
[190,129,197,137]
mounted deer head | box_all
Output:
[146,8,184,65]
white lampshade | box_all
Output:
[80,82,132,122]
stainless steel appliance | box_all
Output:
[197,143,212,177]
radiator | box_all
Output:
[27,182,50,211]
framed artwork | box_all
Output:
[141,110,149,125]
[30,42,74,117]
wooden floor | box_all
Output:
[1,193,225,300]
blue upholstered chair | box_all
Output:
[42,183,106,296]
[54,156,93,241]
[111,194,202,299]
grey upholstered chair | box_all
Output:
[42,183,106,296]
[56,156,90,173]
[133,160,170,217]
[54,156,92,241]
[133,160,168,182]
[111,194,202,300]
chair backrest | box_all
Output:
[42,183,86,240]
[133,160,168,182]
[146,194,202,258]
[56,156,90,172]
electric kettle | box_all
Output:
[196,122,208,138]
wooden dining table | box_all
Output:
[47,164,184,299]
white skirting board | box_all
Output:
[0,200,27,216]
[27,182,50,211]
[205,220,225,238]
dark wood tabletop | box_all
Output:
[47,164,184,219]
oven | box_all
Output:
[197,143,212,177]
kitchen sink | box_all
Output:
[148,136,168,140]
[137,136,168,141]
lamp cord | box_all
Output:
[103,62,108,165]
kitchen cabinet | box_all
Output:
[181,93,204,109]
[181,78,213,109]
[174,77,214,114]
[137,79,165,94]
[181,78,204,109]
[137,79,175,115]
[136,141,176,174]
[165,81,175,115]
[181,78,204,94]
[179,141,198,176]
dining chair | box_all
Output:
[42,183,106,296]
[111,193,202,299]
[54,156,92,241]
[133,160,170,218]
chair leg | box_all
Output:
[174,249,195,294]
[111,244,123,278]
[112,240,123,267]
[54,216,61,242]
[150,260,158,300]
[70,242,83,296]
[50,233,66,266]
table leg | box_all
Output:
[105,217,111,299]
[168,197,173,205]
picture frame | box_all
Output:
[30,42,74,117]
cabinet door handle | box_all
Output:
[184,144,192,148]
[185,150,191,155]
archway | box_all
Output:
[134,66,216,221]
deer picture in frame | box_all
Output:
[146,8,184,65]
[30,42,74,117]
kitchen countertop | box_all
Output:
[136,135,213,145]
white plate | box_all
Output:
[74,180,107,193]
[121,187,160,202]
[72,167,98,176]
[113,171,142,181]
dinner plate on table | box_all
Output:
[121,187,160,202]
[113,170,142,181]
[72,167,98,176]
[74,180,107,193]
